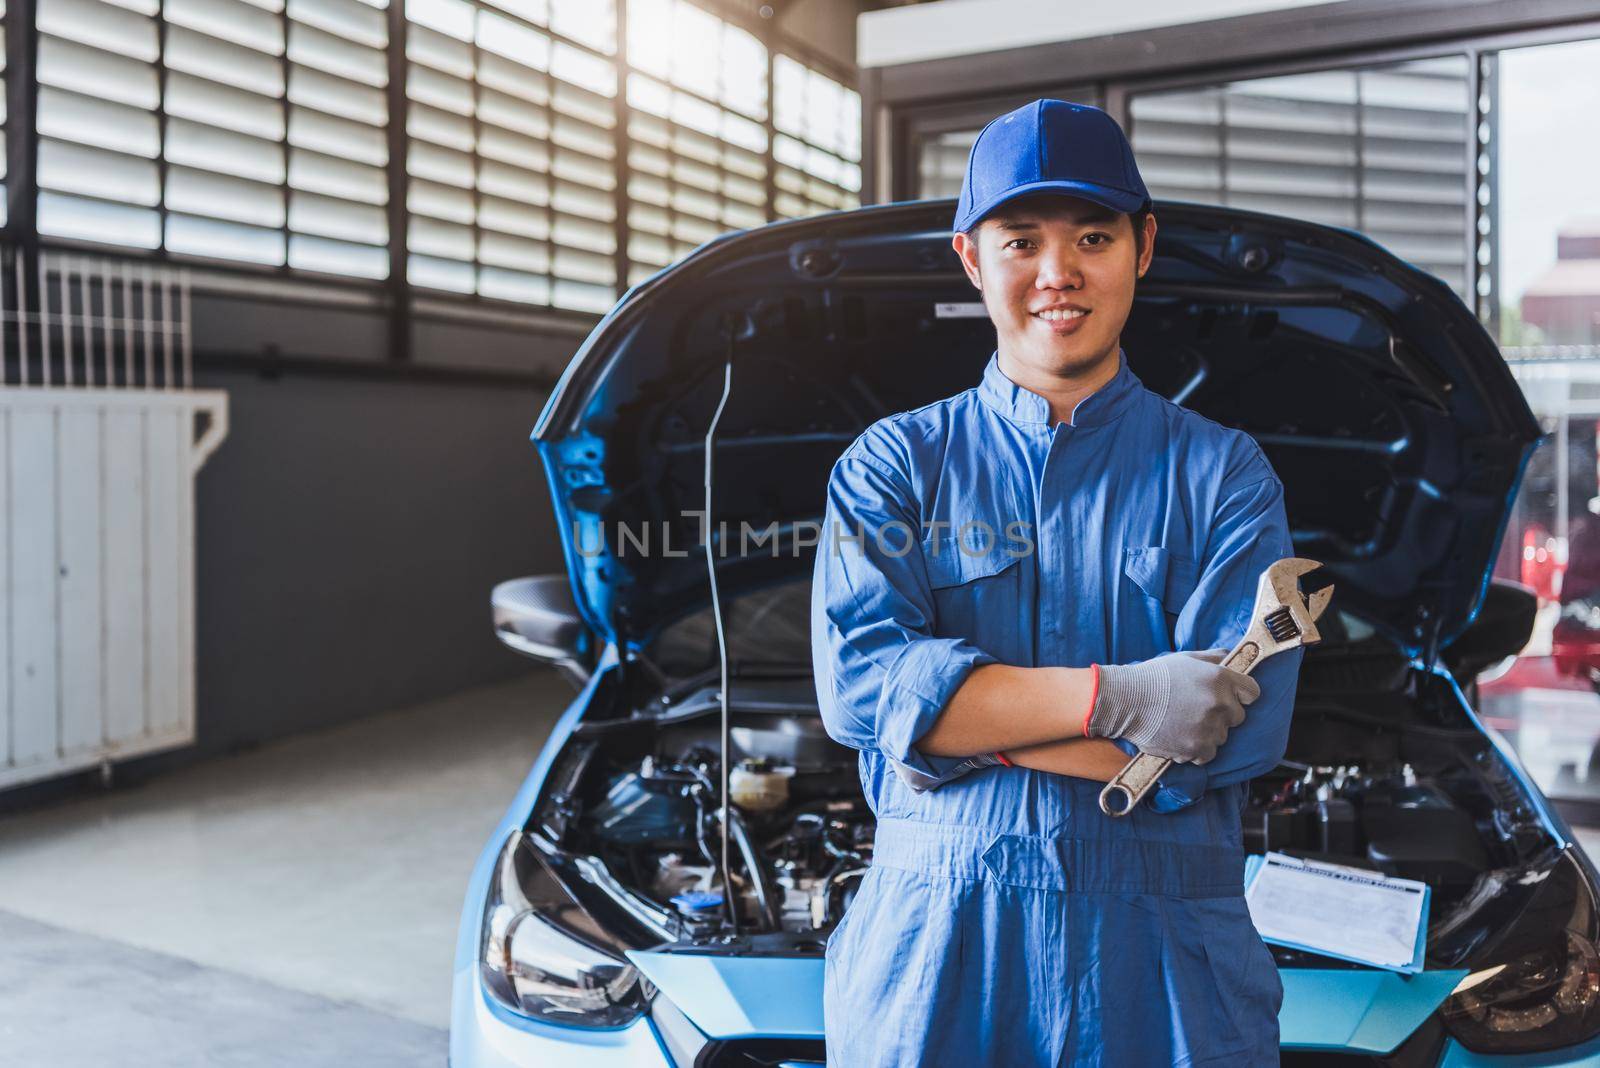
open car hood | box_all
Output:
[532,199,1540,663]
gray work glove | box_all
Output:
[1087,648,1259,764]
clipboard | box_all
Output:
[1243,851,1429,974]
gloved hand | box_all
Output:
[1086,648,1259,764]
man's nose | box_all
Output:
[1034,247,1084,289]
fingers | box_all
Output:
[1236,674,1261,703]
[1184,649,1260,703]
[1160,718,1231,764]
[1194,703,1238,758]
[1210,715,1231,750]
[1151,740,1216,764]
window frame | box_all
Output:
[864,4,1600,344]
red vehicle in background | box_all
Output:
[1523,522,1564,603]
[1553,513,1600,689]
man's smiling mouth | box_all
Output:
[1032,308,1090,322]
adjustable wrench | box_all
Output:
[1097,556,1332,817]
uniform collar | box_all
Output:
[977,346,1141,428]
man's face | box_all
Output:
[952,194,1156,376]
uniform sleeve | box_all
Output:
[1152,456,1306,811]
[810,449,1001,785]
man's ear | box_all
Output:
[1136,212,1157,278]
[951,229,982,290]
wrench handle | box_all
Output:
[1098,636,1267,818]
[1099,752,1173,816]
[1225,640,1261,675]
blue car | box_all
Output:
[450,197,1600,1066]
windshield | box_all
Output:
[646,577,813,678]
[643,569,1393,690]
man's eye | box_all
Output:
[1083,232,1112,246]
[1005,238,1033,250]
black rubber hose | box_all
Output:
[727,806,783,932]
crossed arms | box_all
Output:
[809,440,1302,808]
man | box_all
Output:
[810,99,1304,1066]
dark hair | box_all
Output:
[964,205,1152,262]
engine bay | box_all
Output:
[541,676,872,946]
[528,628,1558,965]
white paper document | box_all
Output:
[1244,852,1427,969]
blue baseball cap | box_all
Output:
[954,99,1152,234]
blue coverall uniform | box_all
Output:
[810,346,1303,1066]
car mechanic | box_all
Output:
[809,98,1307,1066]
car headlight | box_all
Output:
[1440,849,1600,1054]
[479,830,652,1028]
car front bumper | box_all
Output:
[449,967,673,1068]
[1435,1035,1600,1066]
[449,960,1600,1068]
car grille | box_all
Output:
[696,1039,825,1067]
[662,1010,1442,1065]
[651,992,826,1068]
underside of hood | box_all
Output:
[532,199,1541,663]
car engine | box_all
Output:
[541,676,874,942]
[1245,763,1495,900]
[530,634,1555,957]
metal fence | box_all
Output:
[0,247,193,390]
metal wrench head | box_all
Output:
[1253,557,1331,651]
[1101,556,1331,819]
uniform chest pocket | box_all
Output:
[1124,545,1201,649]
[922,531,1023,640]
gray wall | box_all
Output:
[0,288,587,809]
[191,362,559,757]
[178,290,591,759]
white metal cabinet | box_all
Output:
[1,387,228,788]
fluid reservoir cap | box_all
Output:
[730,762,793,812]
[671,891,724,915]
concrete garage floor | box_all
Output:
[0,669,566,1067]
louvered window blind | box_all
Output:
[405,0,617,312]
[22,0,859,309]
[772,52,858,220]
[624,0,768,288]
[35,0,391,273]
[1130,57,1474,301]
